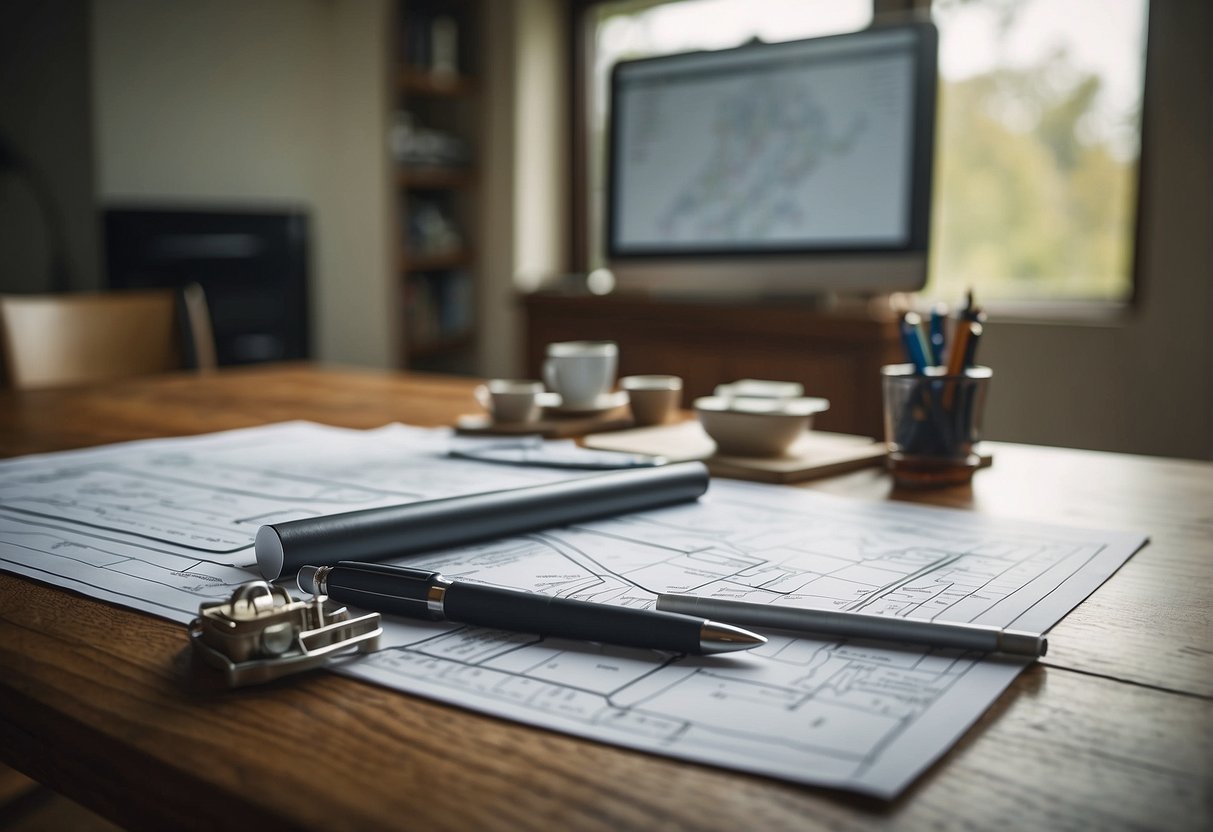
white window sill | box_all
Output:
[978,299,1135,328]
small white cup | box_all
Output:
[621,375,682,426]
[475,379,544,423]
[543,341,618,409]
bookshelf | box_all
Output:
[393,0,481,373]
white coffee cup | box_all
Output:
[543,341,618,409]
[475,379,544,423]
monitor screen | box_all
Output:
[606,21,937,297]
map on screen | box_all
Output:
[613,34,917,250]
[606,23,937,295]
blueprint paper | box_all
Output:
[0,422,1146,797]
[0,423,581,618]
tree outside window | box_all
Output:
[929,0,1147,304]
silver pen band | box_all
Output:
[310,565,332,595]
[426,577,451,616]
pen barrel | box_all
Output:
[802,612,1006,653]
[444,583,705,654]
[320,562,442,620]
[256,462,709,580]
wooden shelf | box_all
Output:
[398,167,475,189]
[407,331,475,358]
[397,67,477,96]
[402,250,473,272]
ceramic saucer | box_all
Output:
[540,390,629,415]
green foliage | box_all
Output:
[928,64,1139,302]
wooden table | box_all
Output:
[1,364,1209,831]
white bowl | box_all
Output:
[694,396,830,457]
[713,379,805,401]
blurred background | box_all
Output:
[0,0,1208,459]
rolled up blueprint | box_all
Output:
[256,461,710,580]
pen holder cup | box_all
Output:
[881,364,992,488]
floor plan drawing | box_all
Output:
[0,422,1147,796]
[343,483,1143,796]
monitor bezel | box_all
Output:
[604,20,938,297]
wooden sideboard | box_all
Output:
[523,292,904,437]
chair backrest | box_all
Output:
[0,287,216,390]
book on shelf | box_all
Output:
[390,111,470,168]
[405,198,462,257]
[400,4,469,77]
[406,270,474,352]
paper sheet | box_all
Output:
[0,422,1146,797]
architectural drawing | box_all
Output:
[346,486,1140,795]
[0,422,1145,796]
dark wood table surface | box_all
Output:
[1,364,1209,831]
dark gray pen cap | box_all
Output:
[998,629,1048,657]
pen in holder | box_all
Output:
[881,363,992,487]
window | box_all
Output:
[576,0,1148,306]
[928,0,1148,305]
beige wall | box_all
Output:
[91,0,394,368]
[478,0,569,378]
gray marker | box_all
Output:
[656,594,1047,658]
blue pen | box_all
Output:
[928,303,948,365]
[900,312,932,374]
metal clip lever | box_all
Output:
[189,580,381,687]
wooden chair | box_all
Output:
[0,285,217,390]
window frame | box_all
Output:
[563,0,1150,321]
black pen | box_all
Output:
[298,561,766,655]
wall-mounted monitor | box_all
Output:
[605,21,938,298]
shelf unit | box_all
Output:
[393,0,482,374]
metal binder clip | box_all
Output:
[189,580,381,687]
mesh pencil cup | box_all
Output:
[881,364,992,488]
